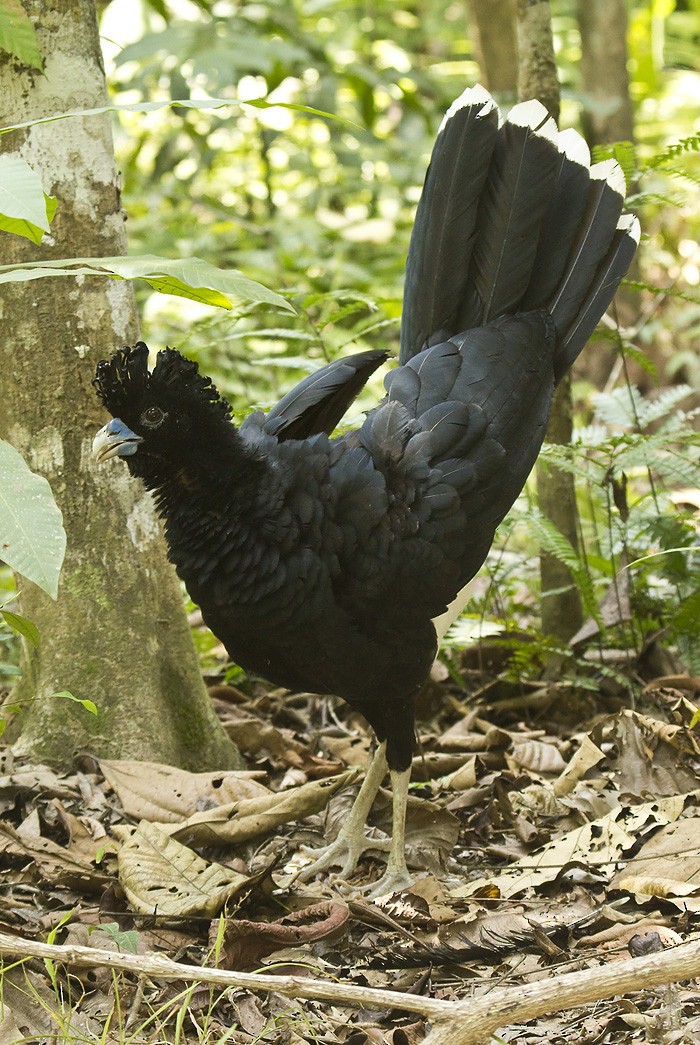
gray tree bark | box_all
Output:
[468,0,518,100]
[516,0,584,641]
[576,0,638,389]
[0,0,241,770]
[577,0,634,147]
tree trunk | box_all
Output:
[516,0,560,120]
[0,0,241,770]
[468,0,518,100]
[576,0,638,388]
[577,0,634,147]
[516,0,584,641]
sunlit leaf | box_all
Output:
[0,439,66,600]
[0,254,294,312]
[1,610,39,647]
[0,156,56,243]
[52,690,98,715]
[0,0,43,69]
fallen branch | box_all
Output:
[0,930,698,1043]
[0,931,445,1019]
[423,939,700,1045]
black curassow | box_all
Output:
[93,85,639,895]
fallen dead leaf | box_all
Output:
[212,899,349,968]
[162,769,360,846]
[100,759,268,822]
[453,792,700,900]
[116,820,254,917]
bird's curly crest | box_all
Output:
[93,342,232,421]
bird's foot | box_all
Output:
[360,859,414,899]
[293,828,391,883]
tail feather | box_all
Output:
[400,85,499,363]
[555,214,640,376]
[400,86,637,372]
[465,100,560,326]
[521,129,591,310]
[548,160,626,339]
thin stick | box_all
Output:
[0,931,446,1019]
[1,930,700,1044]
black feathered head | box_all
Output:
[92,343,238,482]
[93,343,231,426]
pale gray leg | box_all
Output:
[366,766,412,897]
[295,742,390,881]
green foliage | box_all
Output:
[0,0,43,69]
[0,155,56,243]
[0,439,66,600]
[0,253,292,313]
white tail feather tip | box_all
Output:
[558,127,591,169]
[506,99,558,143]
[618,213,641,243]
[590,158,626,196]
[440,84,496,131]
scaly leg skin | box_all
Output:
[294,742,390,882]
[365,766,413,898]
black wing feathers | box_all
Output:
[262,349,388,441]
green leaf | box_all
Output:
[51,690,98,715]
[0,156,56,243]
[0,610,39,647]
[92,922,140,953]
[0,439,66,600]
[0,0,43,70]
[0,254,294,313]
[0,98,354,136]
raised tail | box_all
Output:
[400,86,639,373]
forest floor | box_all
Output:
[1,633,700,1044]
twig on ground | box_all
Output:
[0,930,698,1044]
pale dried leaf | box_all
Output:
[444,755,478,790]
[609,815,700,904]
[118,820,251,916]
[225,715,306,762]
[553,734,606,797]
[100,758,268,822]
[162,770,360,846]
[614,874,700,898]
[509,737,567,774]
[439,719,509,752]
[606,712,699,797]
[453,792,698,899]
[0,819,109,893]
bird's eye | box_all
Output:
[141,405,166,428]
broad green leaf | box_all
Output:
[0,254,294,313]
[0,0,43,70]
[1,609,39,647]
[0,439,66,600]
[0,156,56,243]
[52,690,98,715]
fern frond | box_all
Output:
[623,279,700,306]
[646,133,700,167]
[592,140,638,184]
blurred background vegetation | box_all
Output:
[5,0,699,690]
